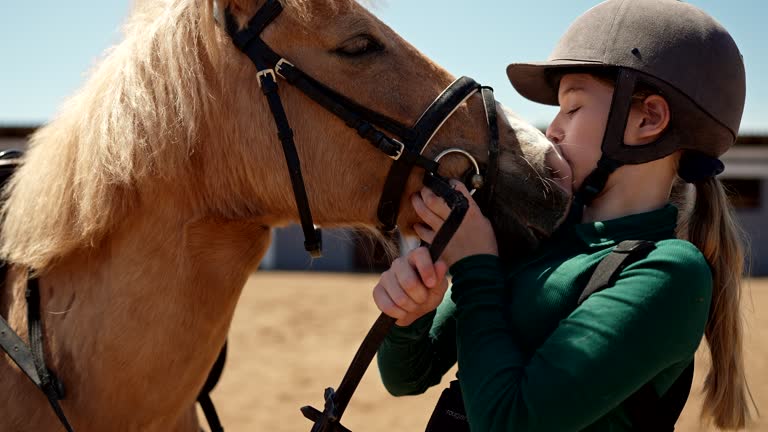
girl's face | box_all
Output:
[546,73,614,190]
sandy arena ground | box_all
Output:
[205,273,767,431]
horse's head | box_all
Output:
[0,0,570,273]
[208,0,571,251]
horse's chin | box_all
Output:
[485,209,539,260]
[480,181,572,261]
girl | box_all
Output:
[373,0,754,430]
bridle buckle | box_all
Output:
[389,140,405,161]
[256,69,277,88]
[275,58,294,79]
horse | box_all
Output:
[0,0,571,430]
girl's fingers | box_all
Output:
[408,246,437,290]
[412,193,445,231]
[419,187,452,220]
[391,259,427,310]
[448,179,473,199]
[373,282,408,320]
[413,223,436,244]
[380,269,415,312]
[449,180,484,215]
[425,260,450,302]
[434,259,449,282]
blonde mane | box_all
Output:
[0,0,350,271]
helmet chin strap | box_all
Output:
[574,69,637,206]
[574,68,727,211]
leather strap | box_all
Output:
[27,277,74,432]
[301,174,469,432]
[578,240,656,305]
[259,73,323,256]
[578,240,694,431]
[376,77,481,232]
[0,155,74,431]
[226,3,321,257]
[197,342,228,432]
[1,303,44,390]
[575,69,635,205]
[1,263,44,388]
[477,86,499,211]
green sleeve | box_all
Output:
[376,291,458,396]
[449,241,712,432]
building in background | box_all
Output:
[720,135,768,275]
[1,126,766,275]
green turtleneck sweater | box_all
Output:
[377,205,712,431]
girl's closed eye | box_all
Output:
[566,106,580,116]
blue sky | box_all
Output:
[1,0,765,132]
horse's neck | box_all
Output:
[30,202,272,425]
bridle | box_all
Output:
[224,0,500,258]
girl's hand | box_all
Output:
[373,246,449,327]
[412,180,498,267]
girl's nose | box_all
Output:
[546,123,564,145]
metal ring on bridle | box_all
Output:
[433,148,483,195]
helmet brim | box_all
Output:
[506,60,608,106]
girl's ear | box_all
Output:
[624,95,670,145]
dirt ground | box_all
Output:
[205,273,767,431]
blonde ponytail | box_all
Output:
[676,177,756,429]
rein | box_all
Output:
[300,174,468,432]
[225,1,500,431]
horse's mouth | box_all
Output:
[526,224,548,243]
[493,183,573,257]
[525,192,573,242]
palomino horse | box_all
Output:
[0,0,571,430]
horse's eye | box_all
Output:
[334,35,384,58]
